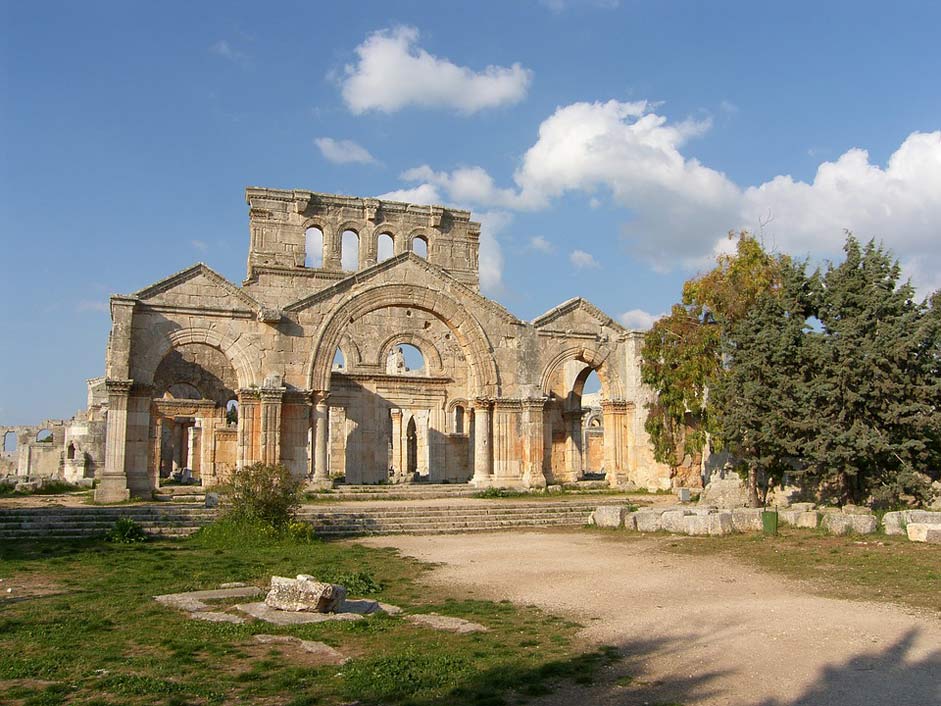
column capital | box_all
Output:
[601,399,633,413]
[237,388,262,401]
[105,379,134,395]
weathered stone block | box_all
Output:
[842,504,873,515]
[823,514,876,535]
[788,502,815,512]
[264,575,347,613]
[684,513,732,536]
[731,508,763,532]
[882,510,941,535]
[795,511,819,529]
[591,505,628,529]
[906,523,941,543]
[632,511,662,532]
[778,510,803,527]
[661,509,691,533]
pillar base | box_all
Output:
[305,479,333,492]
[94,475,130,503]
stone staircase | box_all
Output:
[0,498,625,540]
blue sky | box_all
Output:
[2,0,940,425]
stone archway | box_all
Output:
[307,283,498,398]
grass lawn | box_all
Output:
[661,528,941,613]
[0,523,618,706]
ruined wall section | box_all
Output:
[244,188,482,308]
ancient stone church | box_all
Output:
[83,188,670,502]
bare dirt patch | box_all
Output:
[359,530,941,706]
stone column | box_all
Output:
[259,387,284,465]
[323,226,341,271]
[151,416,163,489]
[311,392,330,483]
[563,409,585,482]
[521,398,548,488]
[471,399,492,486]
[389,408,403,478]
[236,389,260,468]
[94,379,133,502]
[602,400,631,488]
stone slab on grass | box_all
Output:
[405,613,488,634]
[906,523,941,543]
[253,634,347,664]
[591,505,630,529]
[188,611,245,624]
[154,586,262,612]
[237,601,363,625]
[883,510,941,535]
[265,575,346,613]
[731,508,763,532]
[823,514,877,535]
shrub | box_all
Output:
[105,517,148,543]
[222,463,303,530]
[326,570,382,595]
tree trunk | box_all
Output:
[747,465,760,508]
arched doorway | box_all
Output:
[406,416,418,477]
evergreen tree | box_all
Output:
[805,237,941,504]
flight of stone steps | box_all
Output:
[0,498,624,541]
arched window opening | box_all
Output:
[67,442,77,460]
[412,236,428,259]
[454,405,465,435]
[36,429,53,443]
[305,227,324,268]
[332,348,346,371]
[4,431,18,454]
[582,369,601,398]
[386,343,425,375]
[377,233,394,262]
[341,230,359,271]
[225,399,239,425]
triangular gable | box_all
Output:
[531,297,625,332]
[134,263,260,313]
[283,252,520,325]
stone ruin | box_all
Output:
[5,187,685,502]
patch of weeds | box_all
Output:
[104,518,148,544]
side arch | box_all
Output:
[539,345,623,400]
[136,326,257,390]
[307,283,497,396]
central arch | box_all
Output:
[307,283,499,397]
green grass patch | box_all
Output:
[0,523,611,705]
[662,528,941,613]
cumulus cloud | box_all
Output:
[377,183,442,205]
[528,236,555,254]
[570,249,600,269]
[619,308,663,330]
[315,137,377,165]
[340,26,532,114]
[388,99,941,293]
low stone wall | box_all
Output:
[590,503,941,542]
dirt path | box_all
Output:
[359,531,940,706]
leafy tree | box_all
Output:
[641,232,784,491]
[804,237,941,504]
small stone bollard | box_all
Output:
[676,488,692,503]
[204,492,219,508]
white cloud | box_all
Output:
[191,239,208,252]
[315,137,377,165]
[476,211,511,294]
[377,184,442,205]
[340,26,532,114]
[209,40,249,66]
[619,308,663,330]
[528,236,555,254]
[387,97,941,294]
[569,249,600,269]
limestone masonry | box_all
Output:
[3,188,673,502]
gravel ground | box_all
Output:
[359,531,941,706]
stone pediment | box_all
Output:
[134,263,260,315]
[283,252,520,324]
[531,297,625,334]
